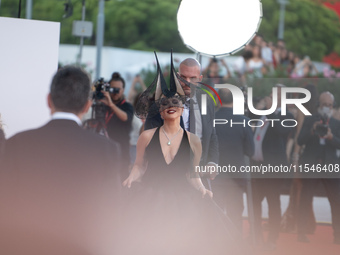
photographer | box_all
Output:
[100,72,134,178]
[297,91,340,244]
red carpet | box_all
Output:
[243,220,340,255]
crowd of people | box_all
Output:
[229,35,320,82]
[1,48,340,255]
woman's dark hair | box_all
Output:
[109,72,125,89]
[242,50,253,61]
[212,58,218,63]
[252,45,262,58]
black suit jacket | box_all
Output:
[262,111,293,166]
[0,119,121,251]
[249,110,293,167]
[298,115,340,166]
[144,91,219,165]
[249,110,293,179]
[214,107,254,178]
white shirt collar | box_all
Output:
[51,112,82,126]
[186,91,197,103]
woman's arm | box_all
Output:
[127,75,147,103]
[220,59,231,81]
[186,132,213,198]
[100,91,129,121]
[202,58,213,76]
[123,129,155,188]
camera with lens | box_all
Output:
[91,78,119,122]
[314,115,329,137]
[93,78,120,100]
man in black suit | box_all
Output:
[145,58,219,174]
[213,88,254,234]
[0,67,121,254]
[250,85,294,250]
[297,91,340,244]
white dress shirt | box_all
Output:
[51,112,82,126]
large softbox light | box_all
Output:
[177,0,262,57]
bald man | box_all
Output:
[297,91,340,244]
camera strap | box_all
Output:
[105,99,126,126]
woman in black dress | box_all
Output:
[121,52,248,255]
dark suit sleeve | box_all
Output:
[328,135,340,149]
[124,102,134,123]
[298,116,314,146]
[206,97,219,164]
[327,120,340,149]
[207,127,219,164]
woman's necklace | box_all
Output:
[162,126,182,146]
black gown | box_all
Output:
[120,128,248,255]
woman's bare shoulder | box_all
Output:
[138,127,158,146]
[186,131,201,147]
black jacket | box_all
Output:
[215,107,254,175]
[1,119,121,250]
[298,114,340,166]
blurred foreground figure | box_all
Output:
[0,66,121,255]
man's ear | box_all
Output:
[198,75,203,82]
[47,94,55,113]
[82,99,92,114]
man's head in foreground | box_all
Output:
[48,66,92,117]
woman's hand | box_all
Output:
[198,186,213,199]
[122,176,133,188]
[122,168,142,188]
[100,91,114,108]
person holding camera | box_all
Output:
[100,72,134,179]
[297,91,340,244]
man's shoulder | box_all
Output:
[120,100,133,110]
[7,120,117,150]
[6,126,45,144]
[74,126,119,152]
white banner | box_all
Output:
[0,17,60,138]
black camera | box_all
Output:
[314,115,329,137]
[93,78,120,100]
